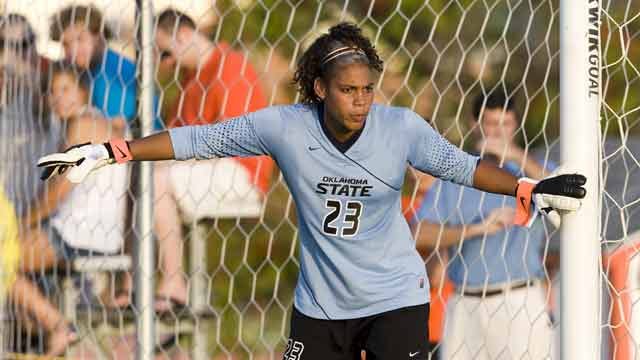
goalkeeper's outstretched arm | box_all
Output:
[472,158,587,227]
[404,109,586,219]
[36,130,177,184]
[414,160,587,251]
[38,108,276,183]
[127,131,175,161]
[472,159,520,196]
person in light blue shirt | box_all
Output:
[37,24,585,360]
[49,5,163,131]
[414,88,557,359]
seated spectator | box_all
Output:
[155,8,273,201]
[0,13,63,355]
[0,13,58,204]
[50,4,188,311]
[49,4,163,131]
[0,14,50,111]
[108,8,276,312]
[12,62,128,356]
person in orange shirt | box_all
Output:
[108,8,274,312]
[156,8,272,194]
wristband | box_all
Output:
[514,178,537,226]
[106,138,133,164]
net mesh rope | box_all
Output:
[600,0,640,358]
[0,0,636,359]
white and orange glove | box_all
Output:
[514,170,587,228]
[37,139,133,183]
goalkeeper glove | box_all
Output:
[37,139,132,183]
[514,171,586,228]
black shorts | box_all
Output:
[284,303,430,360]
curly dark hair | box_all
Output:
[293,22,383,104]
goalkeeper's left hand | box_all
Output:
[514,171,587,228]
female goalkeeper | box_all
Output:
[38,22,585,359]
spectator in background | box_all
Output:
[157,6,275,173]
[0,14,49,112]
[413,87,555,359]
[109,8,275,313]
[50,5,187,311]
[49,4,164,132]
[0,13,56,209]
[0,14,65,356]
[11,62,128,357]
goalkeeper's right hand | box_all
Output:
[37,139,132,183]
[514,168,587,228]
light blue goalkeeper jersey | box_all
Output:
[169,103,479,320]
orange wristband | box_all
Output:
[109,138,133,164]
[514,178,536,226]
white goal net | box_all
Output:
[0,0,637,359]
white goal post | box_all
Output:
[560,0,602,357]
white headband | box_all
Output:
[321,46,366,66]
